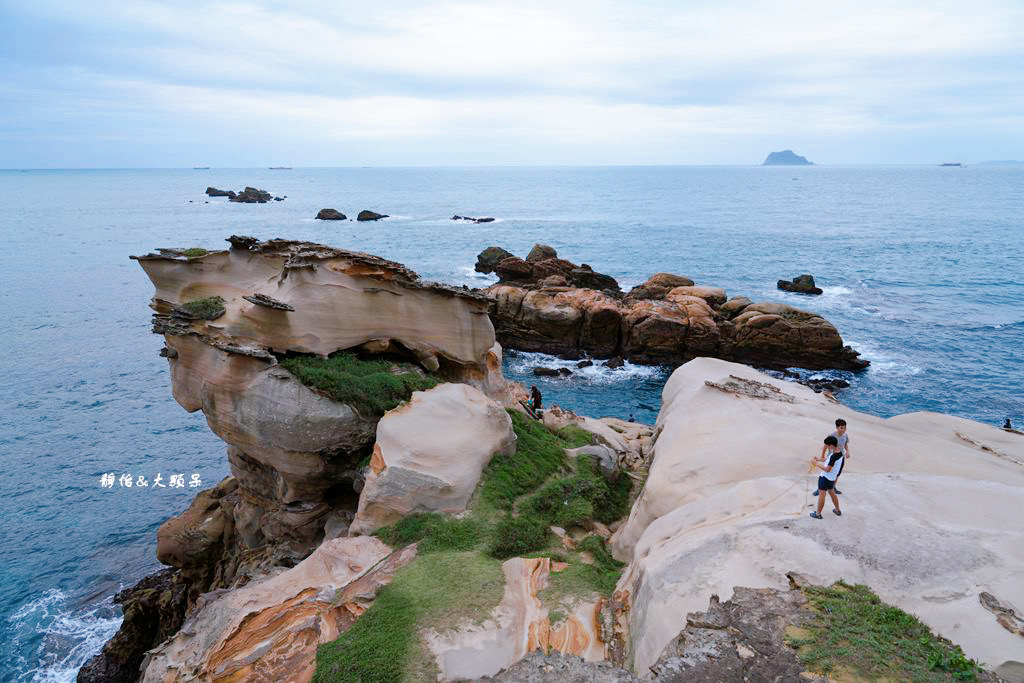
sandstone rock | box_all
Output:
[527,243,558,262]
[349,383,516,535]
[205,187,235,198]
[778,274,823,294]
[428,557,607,680]
[726,302,867,370]
[316,208,347,220]
[666,285,727,307]
[567,444,619,481]
[568,267,619,292]
[718,295,753,319]
[540,275,569,288]
[611,357,1024,675]
[625,273,695,301]
[140,537,415,683]
[229,186,272,203]
[357,209,388,221]
[495,256,534,281]
[475,246,515,274]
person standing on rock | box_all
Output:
[526,385,543,418]
[813,418,851,496]
[810,435,844,519]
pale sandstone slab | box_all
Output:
[349,383,516,535]
[610,357,1024,676]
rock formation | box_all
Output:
[778,273,823,294]
[84,237,520,679]
[480,251,867,371]
[205,187,235,198]
[357,209,388,221]
[762,150,812,165]
[315,208,347,220]
[453,214,496,223]
[350,383,516,535]
[140,537,417,682]
[609,357,1024,677]
[229,187,273,203]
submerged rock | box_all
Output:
[453,214,496,223]
[357,209,388,221]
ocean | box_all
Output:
[1,166,1021,680]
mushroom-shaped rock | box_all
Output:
[357,210,389,221]
[526,243,558,262]
[475,246,515,274]
[316,208,347,220]
[349,383,516,535]
[777,274,823,294]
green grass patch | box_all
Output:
[314,551,504,683]
[375,513,486,554]
[182,247,208,258]
[788,582,983,681]
[178,295,225,320]
[540,536,624,603]
[489,516,551,559]
[280,351,438,416]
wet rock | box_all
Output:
[453,214,496,223]
[605,356,624,369]
[533,367,573,377]
[229,187,272,203]
[316,208,347,220]
[577,359,594,368]
[357,209,388,221]
[777,274,823,295]
[527,243,558,262]
[475,246,516,274]
[205,187,236,198]
[273,196,285,201]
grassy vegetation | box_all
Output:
[280,351,438,416]
[479,410,590,509]
[316,410,636,681]
[787,582,983,682]
[178,295,225,320]
[182,247,208,258]
[314,551,504,683]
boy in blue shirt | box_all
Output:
[810,435,843,519]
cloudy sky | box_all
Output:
[1,0,1022,167]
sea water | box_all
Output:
[1,166,1021,680]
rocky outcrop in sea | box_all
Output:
[478,244,867,371]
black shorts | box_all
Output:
[818,476,835,491]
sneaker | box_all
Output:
[833,509,842,516]
[835,489,842,495]
[812,490,820,496]
[809,512,823,519]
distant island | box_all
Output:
[762,150,812,165]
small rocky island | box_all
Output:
[762,150,813,165]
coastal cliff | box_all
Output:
[84,238,1023,682]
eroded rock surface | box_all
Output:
[350,383,516,535]
[610,357,1024,675]
[480,250,866,371]
[140,537,415,683]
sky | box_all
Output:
[1,0,1022,167]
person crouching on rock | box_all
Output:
[810,435,843,519]
[527,385,543,418]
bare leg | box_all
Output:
[829,490,840,513]
[817,490,827,515]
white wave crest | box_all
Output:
[505,351,667,384]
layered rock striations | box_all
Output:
[479,245,867,371]
[84,237,522,681]
[608,357,1024,678]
